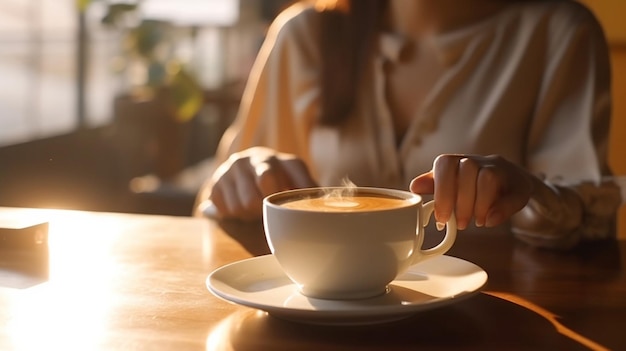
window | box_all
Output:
[0,0,266,148]
[0,0,118,147]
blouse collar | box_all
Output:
[378,5,508,67]
[378,32,467,67]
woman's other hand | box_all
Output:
[205,147,318,221]
[410,154,535,230]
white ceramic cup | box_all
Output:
[263,187,457,300]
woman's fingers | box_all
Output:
[409,171,435,194]
[411,154,534,230]
[473,164,502,227]
[432,155,461,225]
[254,154,317,194]
[280,157,318,189]
[213,157,264,220]
[208,147,317,221]
[253,156,292,197]
[455,158,480,229]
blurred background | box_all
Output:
[0,0,292,216]
[0,0,624,219]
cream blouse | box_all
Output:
[214,1,622,247]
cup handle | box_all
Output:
[412,200,457,264]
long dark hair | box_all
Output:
[317,0,388,125]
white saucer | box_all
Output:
[207,254,487,326]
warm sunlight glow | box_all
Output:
[3,209,127,350]
[206,310,268,351]
[142,0,239,26]
[485,291,610,351]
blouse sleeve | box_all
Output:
[511,3,623,249]
[213,4,321,169]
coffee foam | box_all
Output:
[281,195,406,212]
[322,199,360,208]
[276,179,408,212]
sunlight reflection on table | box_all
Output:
[3,209,130,349]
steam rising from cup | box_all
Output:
[321,178,359,208]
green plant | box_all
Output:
[79,0,204,122]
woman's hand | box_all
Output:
[204,147,318,221]
[410,154,535,230]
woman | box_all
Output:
[196,0,622,249]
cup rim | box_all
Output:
[263,187,422,212]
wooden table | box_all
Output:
[0,207,623,350]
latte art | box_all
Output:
[281,195,407,212]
